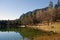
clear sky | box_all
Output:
[0,0,57,20]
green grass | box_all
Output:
[0,22,60,40]
[17,27,56,37]
[0,27,56,38]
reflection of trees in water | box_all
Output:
[0,27,34,40]
[0,27,56,40]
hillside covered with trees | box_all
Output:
[19,0,60,25]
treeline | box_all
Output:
[0,7,60,26]
[0,20,20,28]
[19,7,60,25]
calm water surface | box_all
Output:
[0,27,32,40]
[0,31,28,40]
[0,27,47,40]
[0,31,29,40]
[0,31,22,40]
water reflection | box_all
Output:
[0,31,23,40]
[0,27,53,40]
[0,27,32,40]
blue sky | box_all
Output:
[0,0,57,20]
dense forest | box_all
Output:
[19,2,60,25]
[0,0,60,27]
[0,6,60,27]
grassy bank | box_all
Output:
[27,22,60,33]
[0,27,57,37]
[0,22,60,40]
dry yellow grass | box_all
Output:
[30,22,60,33]
[53,22,60,33]
[33,35,60,40]
[28,22,60,40]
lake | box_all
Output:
[0,27,32,40]
[0,27,56,40]
[0,31,29,40]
